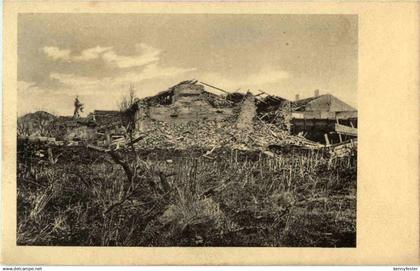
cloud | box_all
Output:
[43,43,161,68]
[48,62,195,95]
[102,43,160,68]
[39,41,195,100]
[43,46,71,61]
[49,73,107,90]
[33,43,196,115]
[43,45,111,62]
[73,46,112,61]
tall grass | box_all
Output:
[17,141,356,247]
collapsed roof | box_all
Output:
[127,80,289,112]
[292,94,356,112]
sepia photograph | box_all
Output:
[16,13,358,247]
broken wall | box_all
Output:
[134,82,235,131]
[236,93,256,131]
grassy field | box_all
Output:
[17,140,356,247]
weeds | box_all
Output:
[17,140,356,247]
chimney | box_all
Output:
[295,94,300,101]
[314,89,320,97]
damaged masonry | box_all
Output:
[119,80,357,157]
[122,80,320,152]
[18,80,357,158]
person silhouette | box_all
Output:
[73,96,84,118]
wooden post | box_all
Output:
[105,133,111,146]
[338,133,343,143]
[324,133,330,146]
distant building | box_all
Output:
[291,92,357,144]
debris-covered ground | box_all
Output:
[128,118,322,152]
[16,80,357,247]
[17,140,356,247]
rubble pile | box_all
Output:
[130,118,322,152]
[113,80,323,153]
[257,106,292,132]
[18,80,333,155]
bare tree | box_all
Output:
[82,83,171,219]
[86,115,169,219]
[119,84,137,112]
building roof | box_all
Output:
[93,110,121,116]
[128,80,236,110]
[292,94,356,112]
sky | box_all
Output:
[18,14,357,116]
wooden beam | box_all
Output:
[199,81,230,94]
[257,90,284,102]
[338,133,343,143]
[257,89,270,96]
[335,123,357,136]
[324,133,330,146]
[255,97,268,104]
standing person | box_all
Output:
[73,96,83,118]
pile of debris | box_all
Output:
[124,118,322,153]
[115,80,321,153]
[19,80,357,159]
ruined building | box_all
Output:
[291,91,357,144]
[124,80,357,147]
[126,80,239,132]
[18,80,357,153]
